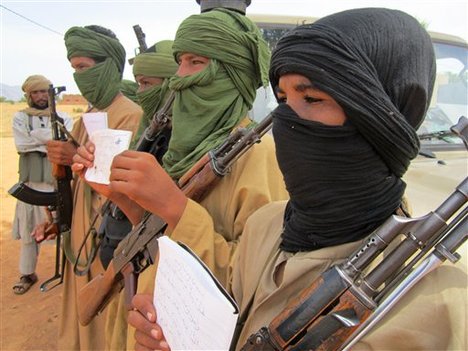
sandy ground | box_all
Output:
[1,136,60,351]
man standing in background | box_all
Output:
[12,74,73,295]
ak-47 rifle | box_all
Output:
[77,113,273,326]
[128,24,148,65]
[8,84,75,291]
[239,116,468,351]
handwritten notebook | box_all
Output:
[154,236,239,350]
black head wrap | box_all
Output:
[270,8,436,177]
[270,8,436,252]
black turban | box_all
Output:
[270,8,436,177]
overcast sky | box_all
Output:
[1,0,467,94]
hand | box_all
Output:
[46,140,77,166]
[128,294,171,351]
[71,141,112,197]
[71,141,115,196]
[71,142,145,223]
[31,221,57,243]
[109,151,187,229]
[71,140,95,177]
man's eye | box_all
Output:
[305,96,322,104]
[277,97,287,103]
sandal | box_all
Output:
[12,273,38,295]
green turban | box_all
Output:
[64,26,126,109]
[162,9,270,179]
[172,8,270,104]
[132,40,178,78]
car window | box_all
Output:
[419,42,468,148]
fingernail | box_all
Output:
[150,328,160,339]
[147,312,153,321]
[160,341,169,348]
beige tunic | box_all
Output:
[119,134,289,351]
[231,201,467,350]
[57,95,142,351]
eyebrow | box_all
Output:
[276,83,315,95]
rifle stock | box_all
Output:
[78,114,273,325]
[78,262,125,325]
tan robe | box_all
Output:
[114,134,289,351]
[57,95,142,351]
[231,201,467,350]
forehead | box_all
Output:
[70,56,96,66]
[177,52,208,60]
[277,74,314,92]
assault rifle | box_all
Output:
[128,24,147,65]
[77,113,273,326]
[240,117,468,351]
[8,84,74,292]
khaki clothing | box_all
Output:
[58,95,142,351]
[231,201,467,350]
[119,134,288,351]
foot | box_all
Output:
[12,273,38,295]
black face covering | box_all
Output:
[269,8,435,252]
[273,104,405,253]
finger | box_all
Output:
[76,145,95,164]
[73,153,93,169]
[112,150,153,170]
[131,294,157,322]
[128,310,160,338]
[71,163,84,173]
[134,329,165,350]
[84,140,95,153]
[134,343,154,351]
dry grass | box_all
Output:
[0,102,87,137]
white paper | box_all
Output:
[154,236,238,351]
[84,129,132,184]
[82,112,108,134]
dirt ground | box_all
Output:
[1,136,60,351]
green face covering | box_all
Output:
[73,60,122,110]
[130,80,172,148]
[162,60,249,179]
[65,26,126,109]
[162,9,270,180]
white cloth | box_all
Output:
[12,111,73,153]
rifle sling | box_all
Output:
[62,211,101,276]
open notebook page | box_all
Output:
[154,236,239,350]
